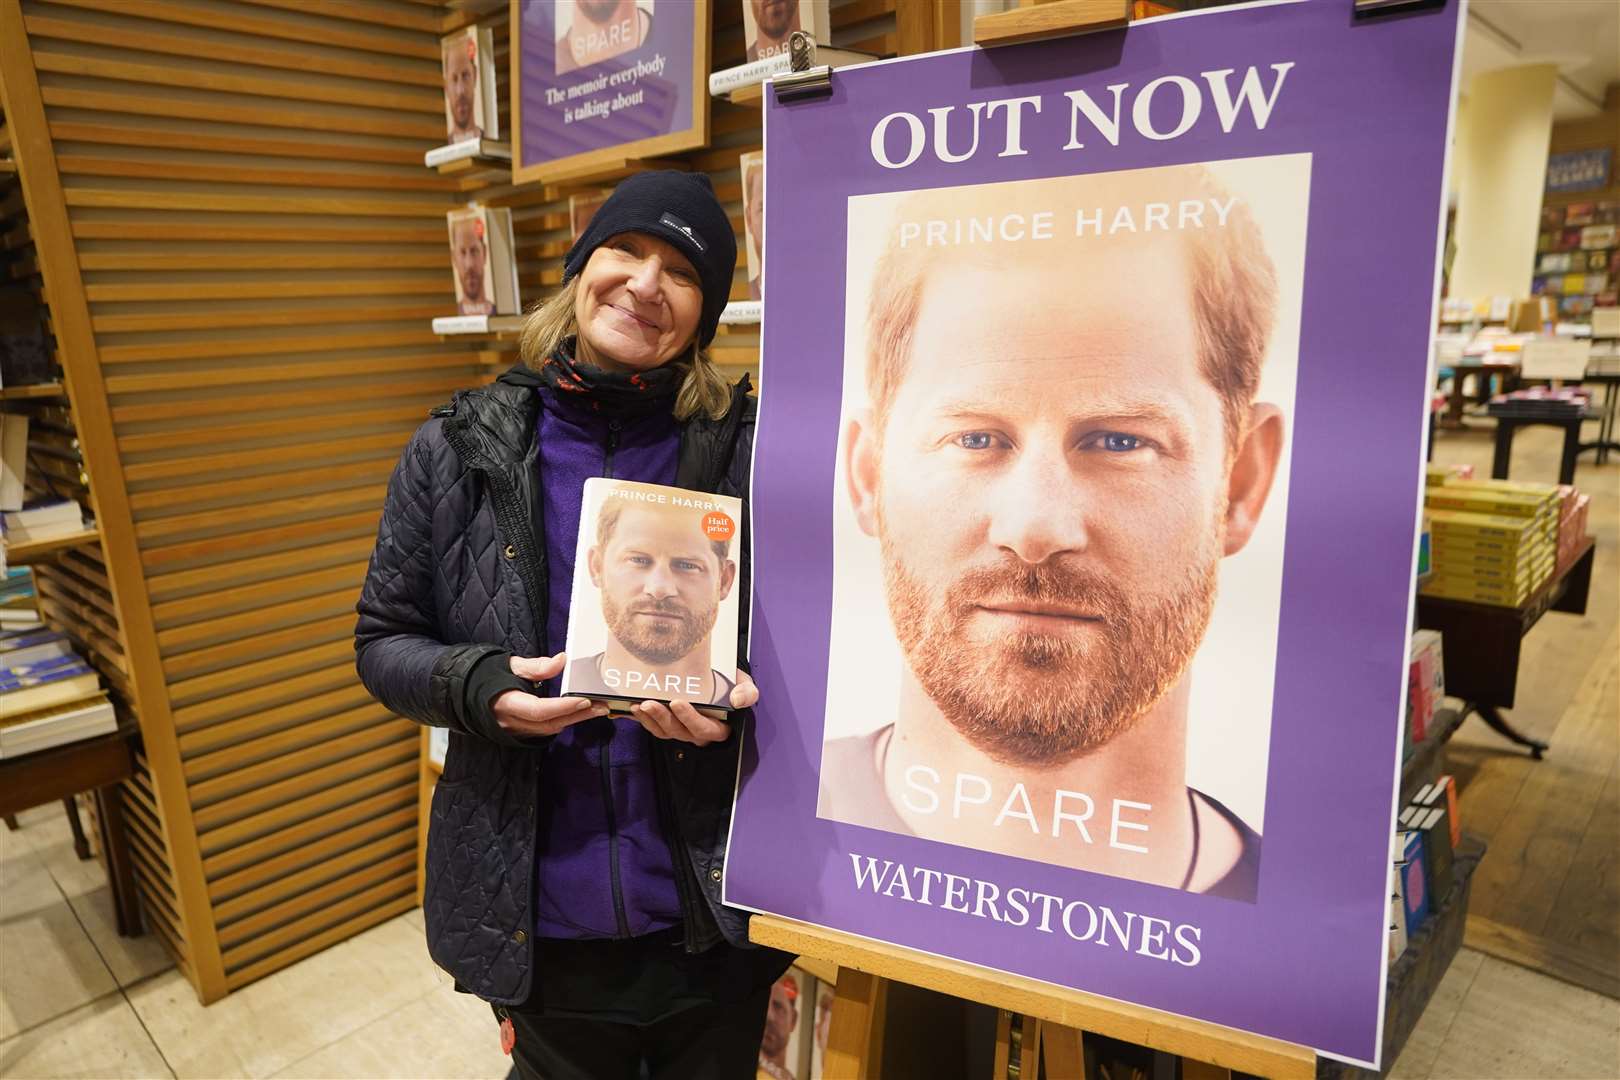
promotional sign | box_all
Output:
[725,0,1463,1067]
[1546,148,1611,194]
[511,0,709,184]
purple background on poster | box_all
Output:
[725,0,1462,1066]
[518,0,691,169]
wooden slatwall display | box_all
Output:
[0,0,497,1003]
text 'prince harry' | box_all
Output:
[819,162,1290,902]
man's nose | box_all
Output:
[985,446,1089,565]
[642,563,679,598]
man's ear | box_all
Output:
[1223,403,1285,556]
[587,546,604,587]
[845,407,881,537]
[718,558,737,600]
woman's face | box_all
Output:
[574,231,704,373]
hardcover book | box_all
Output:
[441,26,499,144]
[560,478,742,719]
[1417,806,1454,904]
[740,150,764,300]
[1398,829,1430,937]
[446,205,520,316]
[0,693,115,759]
[741,0,830,63]
[0,656,99,720]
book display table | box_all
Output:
[0,732,142,935]
[1575,370,1620,466]
[1437,360,1518,429]
[1415,538,1596,758]
[1490,411,1597,486]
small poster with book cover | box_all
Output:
[560,478,741,719]
[446,205,519,316]
[724,0,1464,1068]
[512,0,709,185]
[441,26,499,144]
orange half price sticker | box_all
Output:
[703,512,735,542]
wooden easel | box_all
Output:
[751,915,1317,1080]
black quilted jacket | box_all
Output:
[354,364,758,1005]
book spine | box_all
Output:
[708,55,791,96]
[425,141,482,167]
[432,315,492,335]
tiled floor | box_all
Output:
[2,799,1616,1079]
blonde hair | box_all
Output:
[866,165,1277,448]
[519,278,733,422]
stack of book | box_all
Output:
[0,627,115,759]
[1554,483,1592,571]
[1,567,41,629]
[1485,387,1590,420]
[1403,629,1445,761]
[1420,479,1559,606]
[2,498,86,547]
[1390,774,1463,962]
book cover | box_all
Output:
[740,150,764,301]
[441,26,499,144]
[741,0,830,63]
[1398,829,1429,936]
[446,205,520,316]
[0,661,100,720]
[560,478,742,716]
[758,967,817,1080]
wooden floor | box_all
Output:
[1427,413,1620,1001]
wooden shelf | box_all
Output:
[0,381,63,399]
[727,82,765,106]
[3,525,99,563]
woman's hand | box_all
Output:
[492,653,608,738]
[631,669,758,746]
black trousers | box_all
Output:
[494,931,787,1080]
[500,984,772,1080]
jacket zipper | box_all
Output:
[651,746,708,952]
[599,738,632,938]
[600,416,631,938]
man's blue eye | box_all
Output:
[958,432,995,450]
[1101,434,1140,452]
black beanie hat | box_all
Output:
[562,170,738,348]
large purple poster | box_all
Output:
[726,0,1463,1067]
[512,0,707,184]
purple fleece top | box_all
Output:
[532,386,683,940]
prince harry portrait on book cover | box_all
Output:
[568,486,739,709]
[817,157,1311,903]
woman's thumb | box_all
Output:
[509,653,565,681]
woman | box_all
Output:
[356,171,789,1080]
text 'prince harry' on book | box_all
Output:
[819,165,1285,902]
